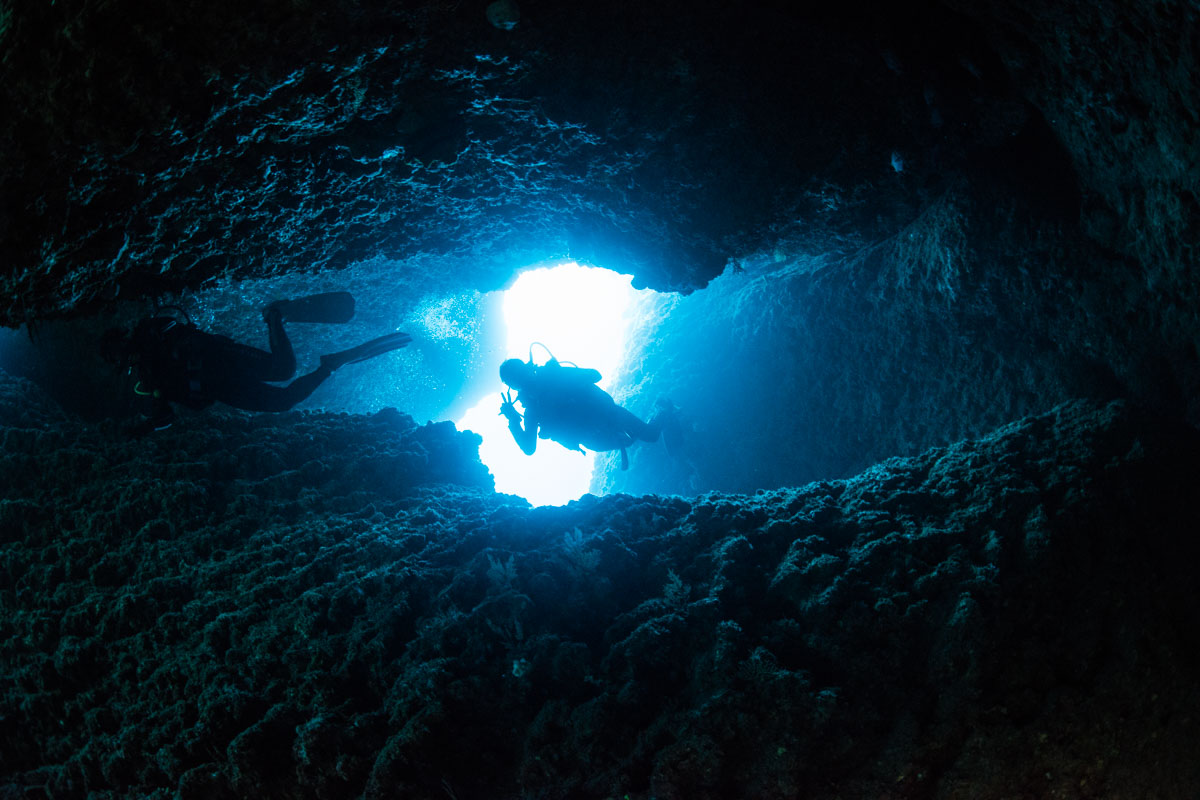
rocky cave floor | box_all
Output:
[2,369,1199,799]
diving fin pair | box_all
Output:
[267,291,356,323]
[321,332,412,371]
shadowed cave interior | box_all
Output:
[2,0,1199,797]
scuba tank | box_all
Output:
[528,341,579,369]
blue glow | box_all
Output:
[457,262,641,506]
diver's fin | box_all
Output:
[654,398,684,458]
[321,332,412,371]
[270,292,356,323]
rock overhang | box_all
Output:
[1,0,1058,324]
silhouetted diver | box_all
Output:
[498,345,680,470]
[102,292,410,431]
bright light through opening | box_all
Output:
[457,262,640,506]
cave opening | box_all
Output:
[457,260,648,507]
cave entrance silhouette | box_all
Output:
[457,261,645,506]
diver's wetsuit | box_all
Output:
[130,313,332,427]
[507,361,663,457]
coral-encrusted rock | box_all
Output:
[3,375,1198,797]
[1,0,1041,322]
[0,370,69,430]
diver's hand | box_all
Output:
[499,391,522,423]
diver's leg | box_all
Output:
[218,364,333,412]
[203,310,295,383]
[261,306,297,381]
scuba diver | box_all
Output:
[102,292,411,432]
[498,344,680,470]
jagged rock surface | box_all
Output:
[3,369,1198,798]
[2,0,1197,494]
[0,0,1097,319]
[2,2,1200,794]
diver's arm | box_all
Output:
[500,392,537,455]
[508,417,538,455]
[507,406,538,455]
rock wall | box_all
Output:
[4,0,1197,518]
[597,175,1188,496]
[0,0,1046,321]
[4,369,1198,798]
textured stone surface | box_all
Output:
[2,3,1200,794]
[4,0,1197,485]
[596,182,1184,495]
[2,0,1044,320]
[3,370,1198,797]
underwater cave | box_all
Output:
[2,0,1199,797]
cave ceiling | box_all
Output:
[0,0,1196,331]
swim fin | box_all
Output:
[654,398,684,458]
[269,292,356,323]
[320,331,412,371]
